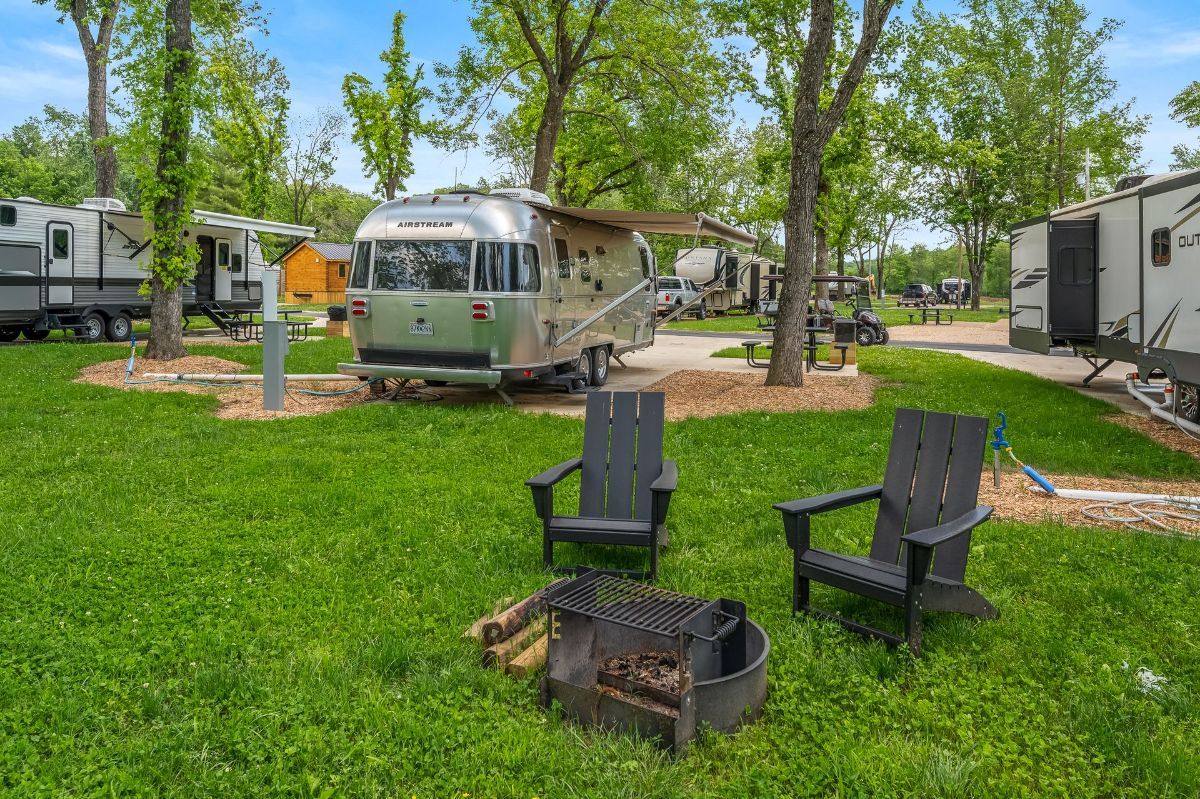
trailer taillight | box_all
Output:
[471,301,492,321]
[351,298,369,318]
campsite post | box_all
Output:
[262,267,287,411]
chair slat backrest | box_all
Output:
[870,408,989,581]
[578,391,666,521]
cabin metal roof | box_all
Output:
[306,242,353,261]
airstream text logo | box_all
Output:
[395,221,454,228]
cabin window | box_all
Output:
[0,205,14,226]
[474,242,540,292]
[372,239,470,292]
[554,239,570,278]
[52,229,69,259]
[349,241,372,288]
[1151,228,1171,266]
[1055,246,1094,286]
[232,254,243,274]
[338,263,346,278]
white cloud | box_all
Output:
[23,39,85,63]
[0,65,85,104]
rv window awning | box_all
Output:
[191,209,317,238]
[533,205,757,248]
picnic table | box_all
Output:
[227,309,312,343]
[742,324,848,372]
[907,307,954,325]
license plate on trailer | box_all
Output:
[409,322,434,335]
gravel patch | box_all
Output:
[76,357,370,420]
[639,369,878,420]
[890,319,1009,346]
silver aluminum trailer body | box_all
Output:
[674,246,776,313]
[0,196,313,339]
[338,191,755,388]
[1008,168,1200,404]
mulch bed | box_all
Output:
[640,369,878,420]
[1110,412,1200,460]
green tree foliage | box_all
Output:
[0,106,96,204]
[211,38,290,219]
[343,11,451,201]
[1169,81,1200,170]
[898,0,1143,310]
[437,0,731,199]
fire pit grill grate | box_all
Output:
[548,575,709,636]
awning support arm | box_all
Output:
[553,279,651,348]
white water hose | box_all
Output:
[1028,485,1200,536]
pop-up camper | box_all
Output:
[0,196,314,342]
[1009,168,1200,420]
[336,188,756,397]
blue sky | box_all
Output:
[2,0,1198,247]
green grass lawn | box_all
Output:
[0,341,1197,796]
[664,305,1006,333]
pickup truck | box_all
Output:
[899,283,938,307]
[657,276,707,319]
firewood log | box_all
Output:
[482,617,546,669]
[481,578,569,645]
[505,634,548,679]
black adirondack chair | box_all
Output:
[526,391,678,581]
[775,408,998,655]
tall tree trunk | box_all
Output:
[385,175,398,201]
[813,176,830,299]
[765,148,821,386]
[70,0,120,198]
[530,85,567,194]
[145,0,194,361]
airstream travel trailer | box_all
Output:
[674,246,778,314]
[336,189,756,397]
[1009,168,1200,420]
[0,195,314,342]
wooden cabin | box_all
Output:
[280,241,351,304]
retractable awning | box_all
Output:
[533,204,757,248]
[191,209,317,238]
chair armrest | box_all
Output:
[774,484,883,517]
[901,506,993,549]
[650,459,678,494]
[525,458,582,488]
[650,460,678,526]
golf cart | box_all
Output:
[756,275,887,346]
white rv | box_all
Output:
[0,196,314,342]
[336,188,755,397]
[674,246,776,314]
[1009,168,1200,419]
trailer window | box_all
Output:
[0,205,14,226]
[349,241,371,288]
[52,229,69,259]
[474,242,540,292]
[372,240,470,292]
[1056,246,1094,285]
[554,239,570,278]
[232,254,243,273]
[217,241,230,268]
[1151,228,1171,266]
[639,248,651,278]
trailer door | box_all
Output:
[214,237,233,302]
[1048,218,1098,341]
[46,223,73,306]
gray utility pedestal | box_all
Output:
[262,320,289,411]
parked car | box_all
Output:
[657,276,707,319]
[900,283,938,307]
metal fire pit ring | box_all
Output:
[540,572,770,752]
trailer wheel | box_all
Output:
[1179,383,1200,424]
[696,302,707,320]
[855,326,878,347]
[106,313,132,342]
[0,327,19,342]
[590,346,609,387]
[21,327,49,341]
[78,312,106,343]
[576,348,593,384]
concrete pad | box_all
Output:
[404,333,857,415]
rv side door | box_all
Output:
[46,222,73,306]
[214,237,233,302]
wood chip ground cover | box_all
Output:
[640,369,878,419]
